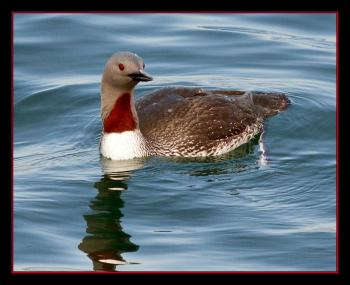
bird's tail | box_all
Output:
[250,91,290,117]
[210,89,290,117]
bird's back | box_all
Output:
[136,87,289,157]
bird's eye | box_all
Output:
[143,63,145,69]
[118,63,125,71]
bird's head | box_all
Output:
[102,51,153,90]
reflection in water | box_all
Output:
[78,136,265,270]
[78,158,145,271]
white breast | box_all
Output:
[100,130,149,160]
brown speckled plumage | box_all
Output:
[136,87,289,156]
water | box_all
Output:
[14,13,336,271]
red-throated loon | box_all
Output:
[100,51,290,160]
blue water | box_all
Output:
[14,13,336,271]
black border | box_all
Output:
[3,0,348,12]
[1,0,348,284]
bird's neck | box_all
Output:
[101,86,139,134]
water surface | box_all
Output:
[14,13,336,271]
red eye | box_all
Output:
[118,63,125,71]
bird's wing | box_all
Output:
[136,88,262,151]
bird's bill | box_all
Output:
[128,70,153,82]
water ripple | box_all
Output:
[200,25,335,50]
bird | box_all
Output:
[100,51,290,160]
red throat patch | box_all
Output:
[103,93,137,133]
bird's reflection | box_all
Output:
[78,135,266,270]
[78,158,145,272]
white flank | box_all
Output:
[98,259,127,265]
[100,130,149,160]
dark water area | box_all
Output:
[14,13,336,271]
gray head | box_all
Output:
[102,51,153,90]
